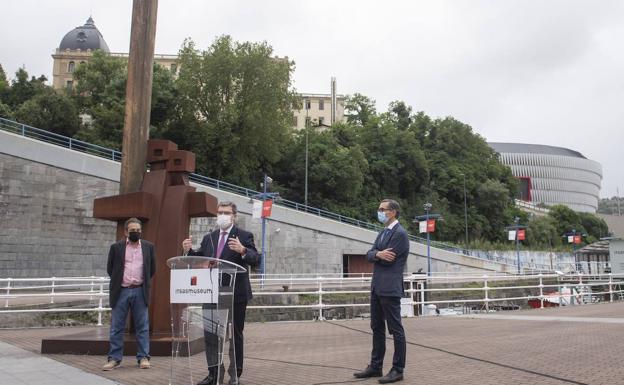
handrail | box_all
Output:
[2,273,624,323]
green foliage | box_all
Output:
[14,90,80,137]
[163,36,299,187]
[0,102,11,119]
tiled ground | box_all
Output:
[1,302,624,385]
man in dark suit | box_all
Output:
[354,199,409,384]
[182,201,259,385]
[103,217,156,371]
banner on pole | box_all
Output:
[517,229,526,241]
[419,221,427,233]
[427,219,436,233]
[262,200,273,218]
[508,230,516,241]
[574,235,582,244]
[252,200,262,219]
[568,235,574,244]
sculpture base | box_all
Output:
[41,329,205,356]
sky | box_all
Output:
[1,0,623,198]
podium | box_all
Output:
[167,256,247,385]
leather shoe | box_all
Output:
[378,368,404,383]
[353,365,383,378]
[196,374,215,385]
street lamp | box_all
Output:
[304,98,310,208]
[414,203,441,276]
[252,174,279,277]
[461,173,468,245]
[506,217,527,274]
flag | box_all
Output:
[568,235,574,244]
[517,229,526,241]
[262,200,273,218]
[252,200,262,219]
[574,235,581,244]
[419,221,427,233]
[427,219,436,233]
[508,230,516,241]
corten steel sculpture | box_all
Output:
[42,140,217,355]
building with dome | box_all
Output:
[52,17,178,90]
[488,142,602,213]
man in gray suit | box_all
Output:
[354,199,409,384]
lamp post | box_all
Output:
[506,217,526,274]
[304,98,310,208]
[461,173,468,245]
[414,203,441,276]
[252,174,279,277]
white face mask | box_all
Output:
[216,214,232,230]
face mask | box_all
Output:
[377,211,387,224]
[216,214,232,230]
[128,231,141,243]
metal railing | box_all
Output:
[0,276,110,326]
[2,273,623,324]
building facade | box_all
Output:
[52,17,177,90]
[489,142,602,213]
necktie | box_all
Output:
[379,229,389,244]
[216,232,228,258]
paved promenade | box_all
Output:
[1,302,623,385]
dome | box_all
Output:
[59,17,110,52]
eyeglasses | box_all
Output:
[217,211,234,215]
[377,208,393,212]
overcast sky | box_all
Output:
[1,0,623,198]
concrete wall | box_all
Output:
[0,129,515,279]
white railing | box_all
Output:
[0,276,110,326]
[2,273,624,325]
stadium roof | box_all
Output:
[488,142,586,159]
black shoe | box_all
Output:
[354,365,383,378]
[196,374,215,385]
[378,368,404,383]
[228,377,239,385]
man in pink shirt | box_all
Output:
[103,218,156,371]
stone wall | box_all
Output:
[0,153,118,278]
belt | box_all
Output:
[122,284,143,289]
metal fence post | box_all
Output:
[50,277,55,304]
[98,282,104,326]
[4,279,11,308]
[608,273,613,303]
[539,274,544,309]
[318,277,324,321]
[483,275,489,312]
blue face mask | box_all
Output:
[377,211,387,224]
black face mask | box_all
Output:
[128,231,141,243]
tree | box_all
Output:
[165,36,299,187]
[14,90,80,136]
[4,68,48,110]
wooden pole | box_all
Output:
[120,0,159,194]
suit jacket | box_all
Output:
[106,239,156,308]
[189,225,260,303]
[366,222,410,298]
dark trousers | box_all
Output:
[370,293,406,372]
[207,301,247,379]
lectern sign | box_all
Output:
[170,268,219,303]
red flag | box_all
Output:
[427,219,436,233]
[517,229,526,241]
[574,235,582,244]
[262,200,273,218]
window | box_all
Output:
[66,80,73,90]
[305,99,311,110]
[170,63,177,73]
[305,116,311,126]
[68,61,75,73]
[319,117,325,125]
[319,99,324,110]
[292,115,298,127]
